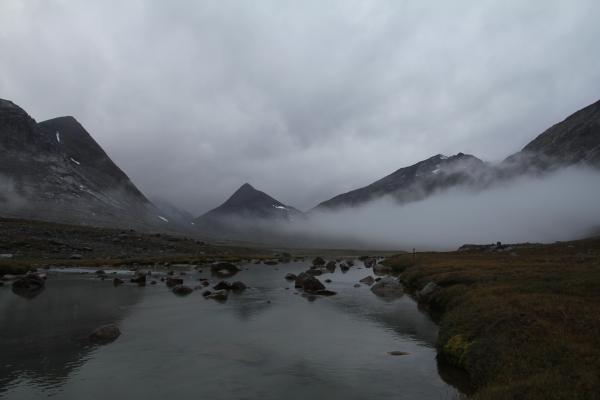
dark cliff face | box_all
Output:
[37,116,148,201]
[0,99,166,230]
[314,153,493,211]
[504,99,600,173]
[198,183,303,222]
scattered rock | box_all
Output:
[172,285,193,296]
[325,261,336,272]
[373,263,392,275]
[89,324,121,344]
[300,275,326,293]
[113,277,124,286]
[69,254,83,260]
[230,281,247,292]
[202,281,210,287]
[388,351,409,356]
[214,281,231,291]
[370,277,404,297]
[202,290,212,297]
[264,260,278,266]
[353,284,361,288]
[312,256,326,266]
[12,274,45,298]
[417,281,441,301]
[208,290,228,301]
[325,279,332,283]
[211,263,240,277]
[340,264,350,272]
[315,290,337,296]
[363,257,377,268]
[95,270,107,276]
[284,273,297,281]
[130,273,146,286]
[166,277,183,287]
[359,276,375,285]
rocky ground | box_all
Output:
[0,217,274,273]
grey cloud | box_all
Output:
[1,1,600,214]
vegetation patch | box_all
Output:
[387,237,600,399]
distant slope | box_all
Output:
[503,99,600,172]
[0,98,171,230]
[198,183,303,222]
[314,153,493,211]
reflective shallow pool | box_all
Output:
[0,262,461,399]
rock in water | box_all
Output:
[166,277,184,287]
[208,290,229,301]
[388,351,409,356]
[210,263,240,277]
[172,285,193,296]
[373,263,392,275]
[12,274,46,298]
[113,277,124,286]
[300,275,326,293]
[284,273,297,281]
[359,276,375,285]
[312,256,326,266]
[370,277,404,297]
[213,281,232,291]
[89,324,121,344]
[230,281,247,292]
[130,273,146,286]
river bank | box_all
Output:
[385,237,600,399]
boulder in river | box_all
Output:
[172,285,193,296]
[210,263,240,277]
[12,274,46,298]
[300,275,326,293]
[214,281,232,291]
[373,263,392,275]
[284,273,297,281]
[166,277,184,287]
[340,264,350,272]
[359,276,375,286]
[325,261,337,272]
[130,273,146,286]
[113,277,124,286]
[230,281,247,292]
[89,324,121,344]
[312,256,326,266]
[363,257,377,268]
[370,277,404,298]
[208,290,228,301]
[306,268,323,276]
[315,289,337,296]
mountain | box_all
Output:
[197,183,303,222]
[314,153,493,211]
[0,98,170,230]
[503,99,600,172]
[315,99,600,211]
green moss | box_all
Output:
[443,334,473,369]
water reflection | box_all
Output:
[0,262,462,399]
[0,274,143,395]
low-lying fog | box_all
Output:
[243,167,600,250]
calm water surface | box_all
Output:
[0,262,461,399]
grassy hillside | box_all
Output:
[386,238,600,399]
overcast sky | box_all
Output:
[1,0,600,214]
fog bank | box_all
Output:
[283,167,600,250]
